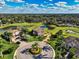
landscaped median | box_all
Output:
[13,41,55,59]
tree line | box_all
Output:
[0,14,79,26]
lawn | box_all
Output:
[0,23,79,59]
[0,22,42,29]
[0,23,79,38]
[0,38,18,59]
[48,27,79,38]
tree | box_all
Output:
[1,31,12,43]
[56,30,63,36]
[3,48,13,55]
[70,48,76,55]
[0,45,4,58]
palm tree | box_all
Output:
[7,32,12,43]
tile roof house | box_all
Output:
[31,27,46,36]
[11,29,21,43]
[64,36,79,58]
[64,36,79,48]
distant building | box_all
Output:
[66,30,75,34]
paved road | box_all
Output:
[43,33,51,42]
[13,41,55,59]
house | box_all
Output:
[66,30,75,34]
[11,29,22,43]
[31,27,46,36]
[64,36,79,48]
[75,50,79,58]
[64,36,79,58]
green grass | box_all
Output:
[0,23,79,59]
[0,38,18,59]
[1,45,18,59]
[0,22,42,29]
[48,27,79,38]
[0,23,79,38]
[0,22,43,33]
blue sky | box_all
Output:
[0,0,79,14]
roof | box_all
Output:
[64,36,79,48]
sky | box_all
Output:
[0,0,79,14]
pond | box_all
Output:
[0,29,7,33]
[40,26,48,29]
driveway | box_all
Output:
[13,41,55,59]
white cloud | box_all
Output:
[0,0,5,7]
[7,0,24,2]
[75,0,79,2]
[26,4,39,8]
[0,2,79,14]
[49,0,52,1]
[44,1,48,3]
[0,6,79,14]
[39,3,53,8]
[71,4,79,9]
[40,4,45,7]
[62,4,79,10]
[55,2,67,7]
